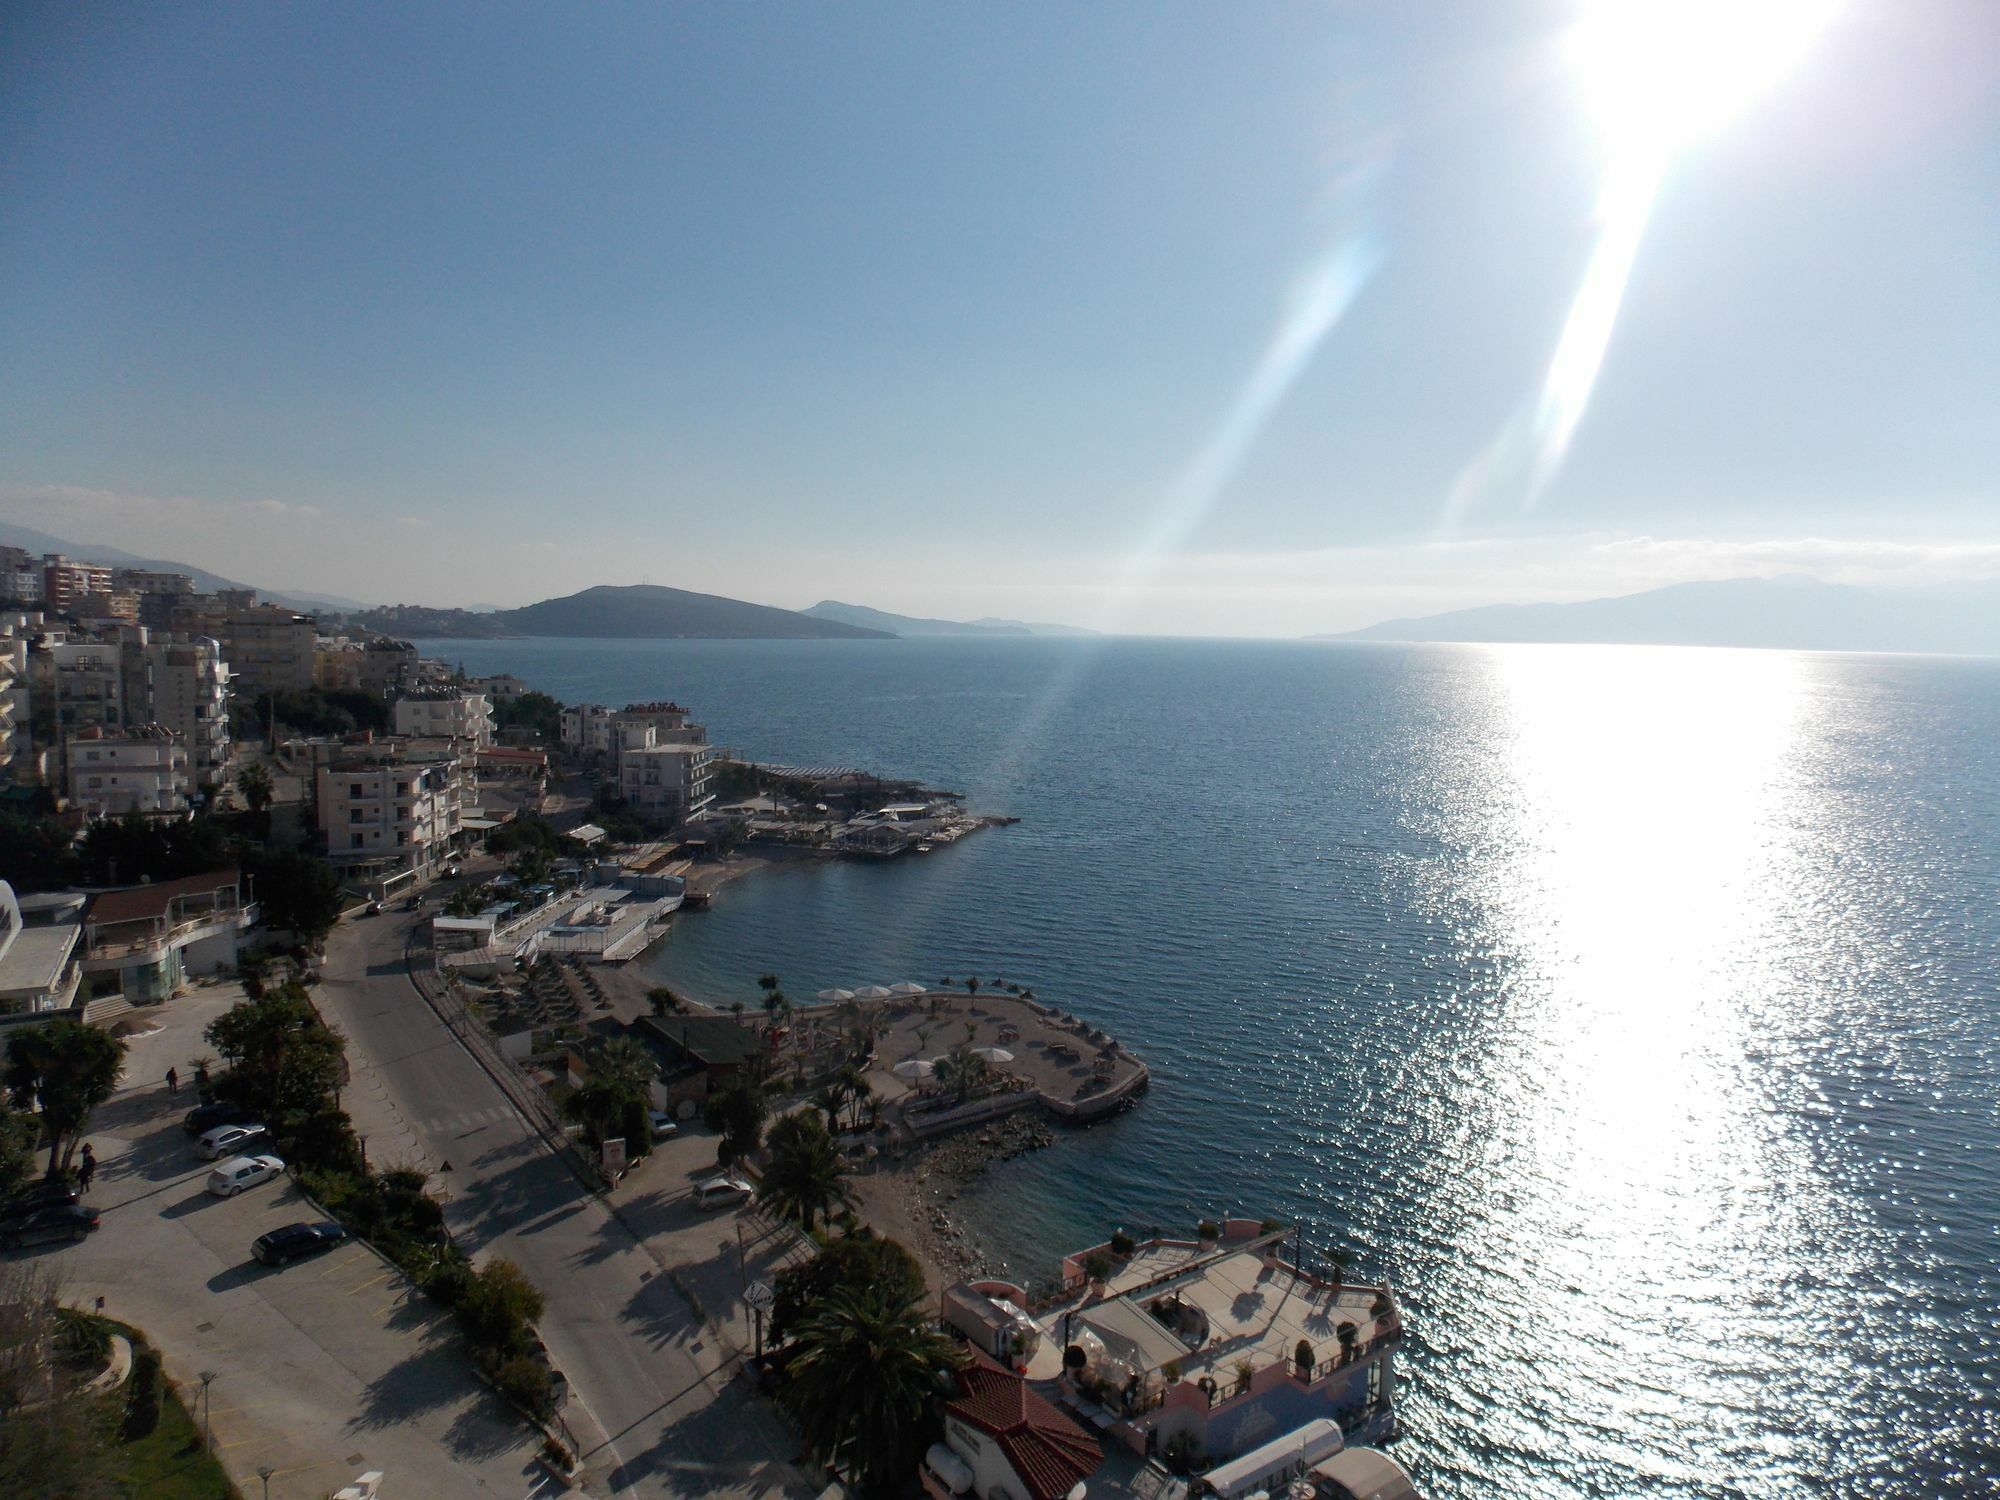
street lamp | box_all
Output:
[258,1464,275,1500]
[198,1369,217,1454]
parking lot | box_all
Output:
[26,982,539,1500]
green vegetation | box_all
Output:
[756,1113,854,1234]
[240,848,343,939]
[782,1283,964,1496]
[702,1079,768,1165]
[247,686,392,739]
[4,1018,126,1177]
[563,1036,659,1163]
[493,690,562,740]
[0,811,82,892]
[768,1234,925,1346]
[76,811,232,887]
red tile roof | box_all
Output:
[946,1359,1100,1500]
[86,870,239,927]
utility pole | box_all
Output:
[198,1369,217,1454]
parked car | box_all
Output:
[693,1175,754,1210]
[648,1111,679,1140]
[206,1154,286,1198]
[183,1102,260,1137]
[0,1203,100,1249]
[0,1178,82,1219]
[252,1220,349,1266]
[196,1122,271,1160]
[364,900,383,916]
[440,862,463,880]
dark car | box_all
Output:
[0,1203,100,1249]
[183,1101,260,1137]
[1,1178,82,1219]
[251,1220,348,1266]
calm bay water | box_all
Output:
[424,635,2000,1497]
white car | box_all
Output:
[694,1175,753,1210]
[196,1122,270,1160]
[648,1111,679,1140]
[206,1153,285,1198]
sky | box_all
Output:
[2,1,1996,636]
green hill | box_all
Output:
[498,584,892,640]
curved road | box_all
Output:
[317,905,811,1498]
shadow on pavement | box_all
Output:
[206,1259,278,1293]
[348,1341,471,1431]
[161,1188,226,1219]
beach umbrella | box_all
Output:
[815,988,855,1002]
[854,984,893,999]
[972,1046,1014,1064]
[888,981,927,997]
[892,1058,935,1080]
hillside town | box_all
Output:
[0,552,1416,1500]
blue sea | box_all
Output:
[422,635,2000,1498]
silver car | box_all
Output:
[206,1153,285,1198]
[196,1121,270,1160]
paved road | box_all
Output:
[317,907,815,1498]
[47,985,536,1500]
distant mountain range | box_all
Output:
[374,584,894,640]
[0,517,368,614]
[803,600,1098,637]
[1321,576,2000,656]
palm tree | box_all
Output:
[784,1283,965,1495]
[963,976,980,1002]
[810,1082,848,1133]
[763,988,787,1029]
[758,1113,854,1233]
[236,761,274,816]
[932,1045,989,1106]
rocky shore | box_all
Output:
[852,1113,1055,1287]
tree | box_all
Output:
[702,1079,767,1164]
[493,691,562,741]
[964,976,980,1001]
[0,1101,40,1200]
[784,1284,965,1496]
[236,762,275,815]
[458,1258,544,1360]
[566,1037,657,1154]
[932,1044,989,1106]
[758,1113,853,1233]
[206,983,348,1125]
[0,813,79,894]
[77,811,233,887]
[770,1234,926,1345]
[246,848,343,939]
[3,1020,125,1177]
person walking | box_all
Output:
[77,1144,96,1193]
[166,1066,179,1097]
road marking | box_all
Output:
[348,1268,396,1294]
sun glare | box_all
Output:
[1444,0,1842,531]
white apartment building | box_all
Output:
[0,547,42,605]
[37,634,126,733]
[392,689,495,746]
[561,703,615,760]
[66,725,192,817]
[134,636,232,788]
[0,612,38,772]
[317,751,473,869]
[618,741,717,820]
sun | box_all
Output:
[1569,0,1844,169]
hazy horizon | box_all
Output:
[4,2,1996,636]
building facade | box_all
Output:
[66,725,192,817]
[316,748,474,869]
[618,742,717,820]
[41,555,112,614]
[171,598,316,694]
[392,688,495,746]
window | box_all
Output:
[351,782,365,797]
[350,809,364,824]
[350,833,364,848]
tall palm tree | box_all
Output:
[785,1283,965,1496]
[757,1113,854,1232]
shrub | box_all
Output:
[1295,1339,1314,1378]
[1234,1359,1256,1394]
[1259,1217,1283,1233]
[1108,1229,1135,1257]
[490,1354,555,1420]
[1083,1252,1112,1283]
[54,1308,112,1369]
[458,1258,543,1360]
[1197,1220,1219,1240]
[424,1255,475,1309]
[122,1345,163,1439]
